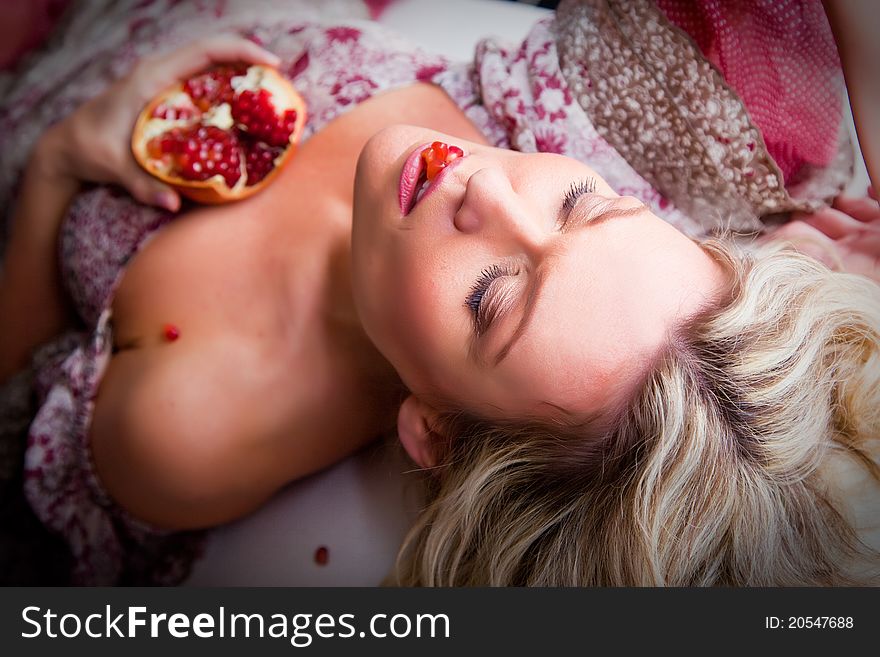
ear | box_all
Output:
[397,394,442,470]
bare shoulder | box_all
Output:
[88,339,291,531]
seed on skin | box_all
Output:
[314,546,329,566]
[163,324,180,341]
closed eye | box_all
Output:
[559,177,597,229]
[465,263,518,336]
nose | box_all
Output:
[453,167,544,250]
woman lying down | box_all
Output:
[0,0,878,585]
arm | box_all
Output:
[0,130,81,382]
[0,35,280,385]
[759,191,879,284]
[758,3,880,282]
[823,0,880,192]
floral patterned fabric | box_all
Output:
[0,0,850,584]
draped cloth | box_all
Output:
[554,0,851,234]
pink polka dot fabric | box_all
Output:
[655,0,842,183]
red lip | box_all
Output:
[398,142,467,216]
[399,142,432,215]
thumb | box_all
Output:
[127,168,181,211]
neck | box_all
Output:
[321,227,407,434]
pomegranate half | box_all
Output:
[132,64,306,204]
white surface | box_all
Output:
[380,0,551,61]
[185,438,423,586]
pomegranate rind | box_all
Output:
[131,66,306,204]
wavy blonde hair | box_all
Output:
[388,239,880,586]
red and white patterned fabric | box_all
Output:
[655,0,842,183]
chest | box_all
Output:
[105,83,481,455]
[106,185,355,462]
[109,205,325,354]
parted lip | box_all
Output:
[398,142,467,216]
[399,142,432,216]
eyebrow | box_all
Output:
[490,199,648,367]
[491,267,547,366]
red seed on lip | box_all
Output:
[421,141,464,182]
[314,545,329,565]
[163,324,180,341]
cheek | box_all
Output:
[397,257,454,347]
[384,249,475,388]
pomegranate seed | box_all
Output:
[144,65,302,194]
[421,147,445,182]
[314,546,329,566]
[183,64,245,111]
[151,102,196,121]
[243,140,282,186]
[232,89,294,147]
[147,124,242,187]
[146,140,163,159]
[421,142,464,181]
[163,324,180,341]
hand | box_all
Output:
[42,35,280,211]
[759,187,880,283]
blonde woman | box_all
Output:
[382,234,880,585]
[0,0,878,584]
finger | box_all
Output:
[763,220,841,269]
[200,34,281,67]
[793,207,867,239]
[152,35,281,83]
[831,194,880,222]
[125,165,181,211]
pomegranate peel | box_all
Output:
[132,65,306,204]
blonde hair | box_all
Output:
[389,239,880,586]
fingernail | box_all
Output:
[157,191,178,211]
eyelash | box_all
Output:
[466,263,515,334]
[560,177,597,228]
[464,176,597,332]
